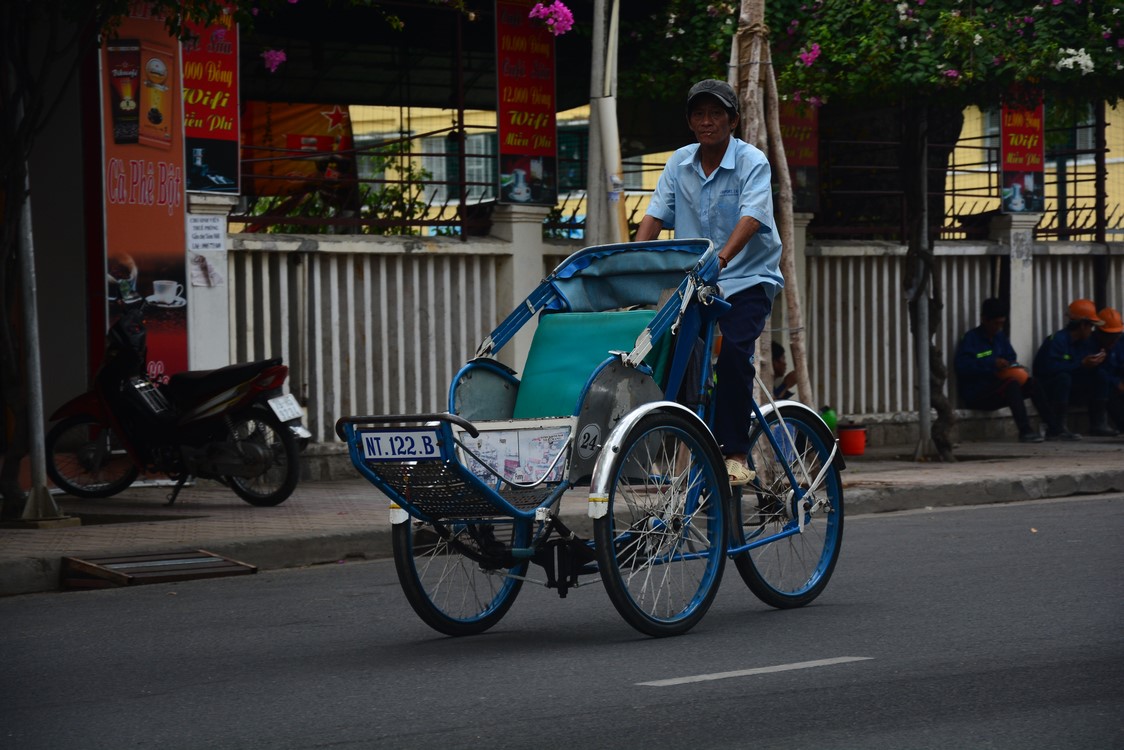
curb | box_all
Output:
[844,467,1124,514]
[4,467,1122,598]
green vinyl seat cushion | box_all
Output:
[512,310,672,419]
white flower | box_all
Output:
[1055,47,1094,75]
[974,34,983,46]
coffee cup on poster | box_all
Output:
[152,280,183,303]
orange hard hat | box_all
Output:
[1098,307,1123,334]
[1068,299,1105,325]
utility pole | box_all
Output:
[13,161,75,527]
[586,0,628,246]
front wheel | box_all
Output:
[392,517,528,636]
[732,405,844,609]
[224,407,300,506]
[45,415,139,498]
[594,412,728,637]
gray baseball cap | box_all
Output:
[687,79,739,114]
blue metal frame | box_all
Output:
[337,237,839,581]
[724,404,843,560]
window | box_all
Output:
[983,107,1001,153]
[422,133,497,203]
[557,125,589,193]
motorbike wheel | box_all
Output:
[45,415,139,498]
[224,406,300,507]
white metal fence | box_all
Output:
[230,239,1122,443]
[229,247,506,441]
[807,243,1122,420]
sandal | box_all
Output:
[725,458,756,486]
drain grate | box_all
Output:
[61,550,257,589]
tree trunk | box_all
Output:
[734,0,815,408]
[901,102,956,462]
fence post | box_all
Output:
[775,211,814,348]
[491,204,551,372]
[186,194,237,370]
[990,212,1042,366]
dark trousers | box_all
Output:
[964,376,1056,433]
[713,285,772,456]
[1040,369,1108,405]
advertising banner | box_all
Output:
[1000,103,1045,213]
[495,0,557,205]
[101,6,187,383]
[183,18,240,193]
[779,101,819,212]
[240,101,355,201]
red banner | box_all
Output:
[240,101,355,199]
[779,102,818,167]
[183,18,240,193]
[101,6,187,383]
[1000,103,1045,213]
[495,0,557,205]
[779,101,819,212]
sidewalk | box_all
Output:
[2,437,1122,597]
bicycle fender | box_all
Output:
[588,400,720,519]
[757,400,847,471]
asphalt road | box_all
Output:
[3,495,1123,750]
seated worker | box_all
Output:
[772,340,797,400]
[1032,298,1112,439]
[954,297,1057,442]
[1094,306,1124,435]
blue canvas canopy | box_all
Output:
[476,239,721,359]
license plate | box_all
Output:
[359,429,442,462]
[268,393,304,422]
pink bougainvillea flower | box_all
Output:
[943,69,960,78]
[798,42,822,66]
[262,49,287,73]
[529,2,574,36]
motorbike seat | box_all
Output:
[166,358,284,406]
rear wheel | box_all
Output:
[224,407,300,506]
[45,415,139,498]
[392,517,528,636]
[594,412,728,637]
[732,406,844,609]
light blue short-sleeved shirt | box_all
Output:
[645,137,784,298]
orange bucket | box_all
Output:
[838,425,866,456]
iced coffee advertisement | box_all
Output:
[183,18,240,194]
[100,7,187,383]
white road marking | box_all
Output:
[637,656,873,687]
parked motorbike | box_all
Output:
[46,298,311,506]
